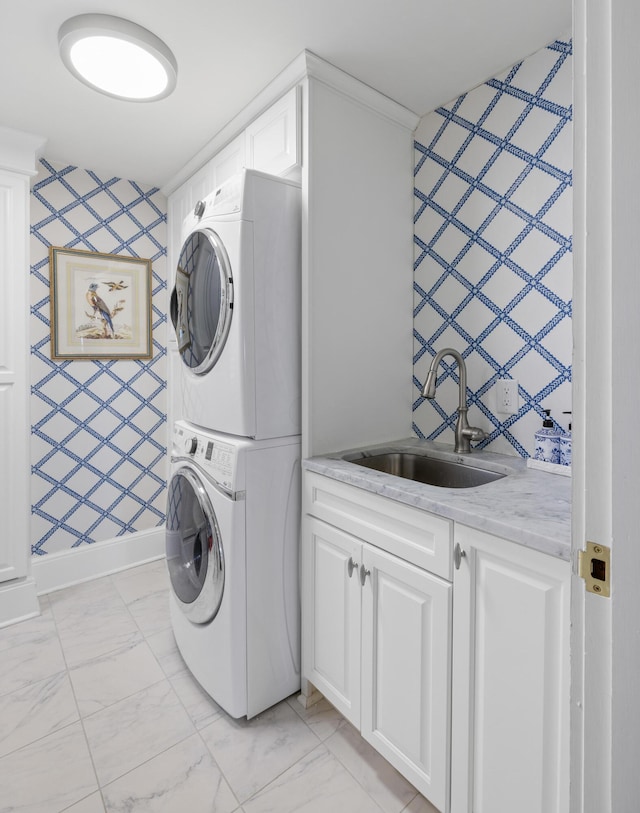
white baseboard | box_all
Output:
[32,527,166,595]
[0,577,40,628]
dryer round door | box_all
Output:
[166,465,225,624]
[170,228,233,375]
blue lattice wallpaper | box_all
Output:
[413,38,572,457]
[30,158,168,556]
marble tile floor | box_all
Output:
[0,560,439,813]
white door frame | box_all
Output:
[572,0,640,810]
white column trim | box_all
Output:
[0,125,46,175]
[0,127,46,628]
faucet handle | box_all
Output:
[462,426,488,443]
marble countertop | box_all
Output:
[304,438,572,561]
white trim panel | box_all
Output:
[0,577,40,628]
[32,527,166,595]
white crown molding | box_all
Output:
[31,526,166,595]
[302,51,420,131]
[0,126,47,176]
[162,50,419,196]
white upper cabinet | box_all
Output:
[246,88,300,178]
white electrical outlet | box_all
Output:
[497,378,518,414]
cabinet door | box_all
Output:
[451,525,570,813]
[245,87,300,177]
[302,516,361,726]
[211,134,245,189]
[361,544,452,813]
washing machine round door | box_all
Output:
[170,228,233,375]
[165,466,225,624]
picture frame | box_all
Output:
[49,246,153,360]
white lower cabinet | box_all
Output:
[302,473,569,813]
[450,524,570,813]
[302,472,453,813]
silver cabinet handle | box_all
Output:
[347,557,358,578]
[454,542,467,570]
[359,564,371,586]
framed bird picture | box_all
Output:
[49,247,153,360]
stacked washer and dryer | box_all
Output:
[165,169,302,718]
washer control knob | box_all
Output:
[184,437,198,455]
[194,200,205,218]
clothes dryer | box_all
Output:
[165,420,301,718]
[171,169,301,439]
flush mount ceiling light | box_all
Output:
[58,13,177,102]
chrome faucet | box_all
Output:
[421,348,488,454]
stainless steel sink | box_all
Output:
[349,452,505,489]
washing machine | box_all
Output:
[165,420,301,719]
[171,169,301,439]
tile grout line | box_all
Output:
[136,598,246,810]
[73,576,181,797]
[46,586,107,812]
[92,568,224,804]
[126,574,250,810]
[4,560,428,811]
[227,737,327,808]
[0,563,172,810]
[48,563,173,810]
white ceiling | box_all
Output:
[0,0,571,190]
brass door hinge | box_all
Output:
[578,541,611,597]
